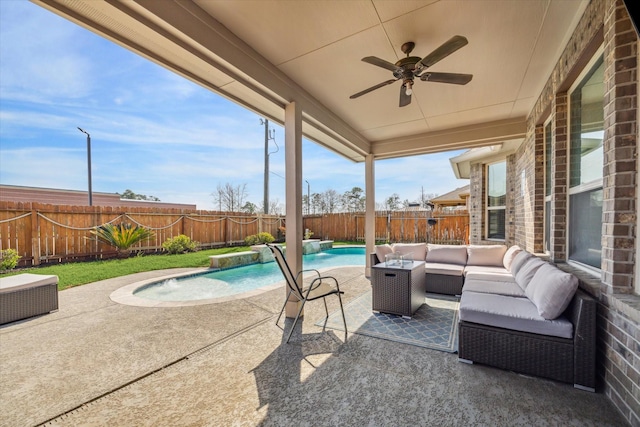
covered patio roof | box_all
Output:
[30,0,591,284]
[33,0,587,161]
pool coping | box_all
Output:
[109,263,365,308]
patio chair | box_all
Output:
[267,244,347,343]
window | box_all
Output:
[486,161,506,240]
[544,120,552,254]
[568,56,604,269]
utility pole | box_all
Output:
[260,118,276,214]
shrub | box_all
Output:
[244,232,275,246]
[0,249,21,271]
[90,223,154,253]
[162,235,199,254]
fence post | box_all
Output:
[30,208,39,266]
[225,216,229,246]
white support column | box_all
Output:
[365,153,375,277]
[284,101,304,318]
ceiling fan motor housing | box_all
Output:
[394,56,422,80]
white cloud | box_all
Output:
[0,1,467,211]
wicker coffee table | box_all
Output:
[371,260,426,318]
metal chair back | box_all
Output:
[267,244,302,299]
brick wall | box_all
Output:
[468,163,484,244]
[551,92,569,262]
[471,0,640,425]
[599,1,639,424]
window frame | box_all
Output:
[544,118,552,255]
[485,160,506,241]
[566,49,604,275]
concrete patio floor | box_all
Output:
[0,266,629,427]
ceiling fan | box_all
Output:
[349,35,473,107]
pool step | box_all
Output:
[208,241,334,269]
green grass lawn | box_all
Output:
[0,241,363,291]
[0,247,250,291]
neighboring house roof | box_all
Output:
[448,140,521,179]
[0,185,196,210]
[429,185,470,207]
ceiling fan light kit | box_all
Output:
[350,35,473,107]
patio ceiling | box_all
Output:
[33,0,588,162]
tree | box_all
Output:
[241,201,258,214]
[321,189,341,214]
[119,189,160,201]
[213,183,248,212]
[268,199,283,216]
[343,187,365,213]
[384,193,401,211]
[259,199,283,216]
[311,193,323,214]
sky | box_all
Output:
[0,1,469,211]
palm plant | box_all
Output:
[90,223,154,255]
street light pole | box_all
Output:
[77,127,92,206]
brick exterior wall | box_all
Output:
[552,92,569,261]
[468,163,485,244]
[466,1,639,425]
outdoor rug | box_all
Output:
[317,291,460,353]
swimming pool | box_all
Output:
[131,246,365,303]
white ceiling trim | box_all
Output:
[371,118,526,159]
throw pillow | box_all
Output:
[525,263,579,319]
[375,244,393,263]
[466,244,507,267]
[510,251,534,277]
[514,257,546,290]
[503,245,523,271]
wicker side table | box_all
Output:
[371,261,426,318]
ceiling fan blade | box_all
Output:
[350,79,398,99]
[420,72,473,85]
[399,84,412,107]
[361,56,401,72]
[418,35,468,69]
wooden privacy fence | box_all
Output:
[0,202,284,266]
[302,210,469,245]
[0,202,469,267]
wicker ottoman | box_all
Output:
[372,261,426,318]
[0,273,59,325]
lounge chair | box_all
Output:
[267,244,347,343]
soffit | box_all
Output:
[32,0,588,162]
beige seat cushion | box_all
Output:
[464,270,515,283]
[0,274,58,293]
[462,278,526,297]
[424,262,465,276]
[460,291,573,339]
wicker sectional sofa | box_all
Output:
[0,273,59,325]
[370,243,596,391]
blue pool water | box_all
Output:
[134,246,365,302]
